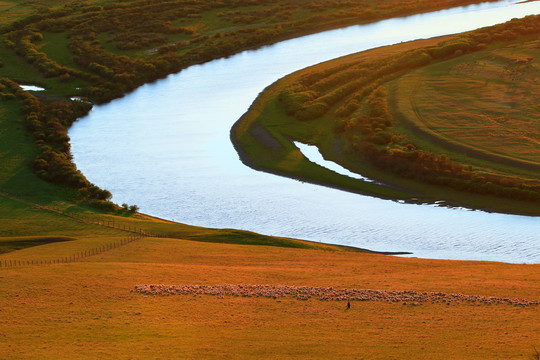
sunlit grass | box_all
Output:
[393,40,540,167]
[0,237,538,359]
[232,26,540,215]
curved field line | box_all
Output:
[395,80,540,174]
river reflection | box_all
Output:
[70,0,540,263]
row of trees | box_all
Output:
[350,89,540,201]
[0,79,112,205]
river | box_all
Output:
[69,0,540,263]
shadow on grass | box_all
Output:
[0,236,76,254]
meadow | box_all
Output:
[391,41,540,167]
[1,1,539,358]
[232,15,540,215]
[1,236,539,359]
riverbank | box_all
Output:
[5,0,490,257]
[70,1,540,263]
[231,17,540,217]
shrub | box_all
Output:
[295,101,328,121]
[80,199,117,212]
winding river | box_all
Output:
[69,0,540,263]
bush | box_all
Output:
[295,101,328,121]
[80,199,117,212]
[278,88,318,115]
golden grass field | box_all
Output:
[1,236,539,359]
[2,3,539,358]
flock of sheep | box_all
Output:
[133,284,539,307]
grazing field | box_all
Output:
[1,237,539,359]
[391,40,540,167]
[232,15,540,215]
[1,2,539,358]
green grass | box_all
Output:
[0,98,79,201]
[39,31,82,72]
[0,45,47,86]
[390,40,540,172]
[231,29,540,216]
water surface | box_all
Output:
[70,0,540,263]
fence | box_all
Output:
[0,191,171,269]
[36,204,167,238]
[0,234,144,268]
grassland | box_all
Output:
[1,1,539,358]
[1,237,539,359]
[391,41,540,167]
[232,16,540,216]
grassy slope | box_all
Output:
[232,34,540,216]
[0,238,538,359]
[1,2,539,358]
